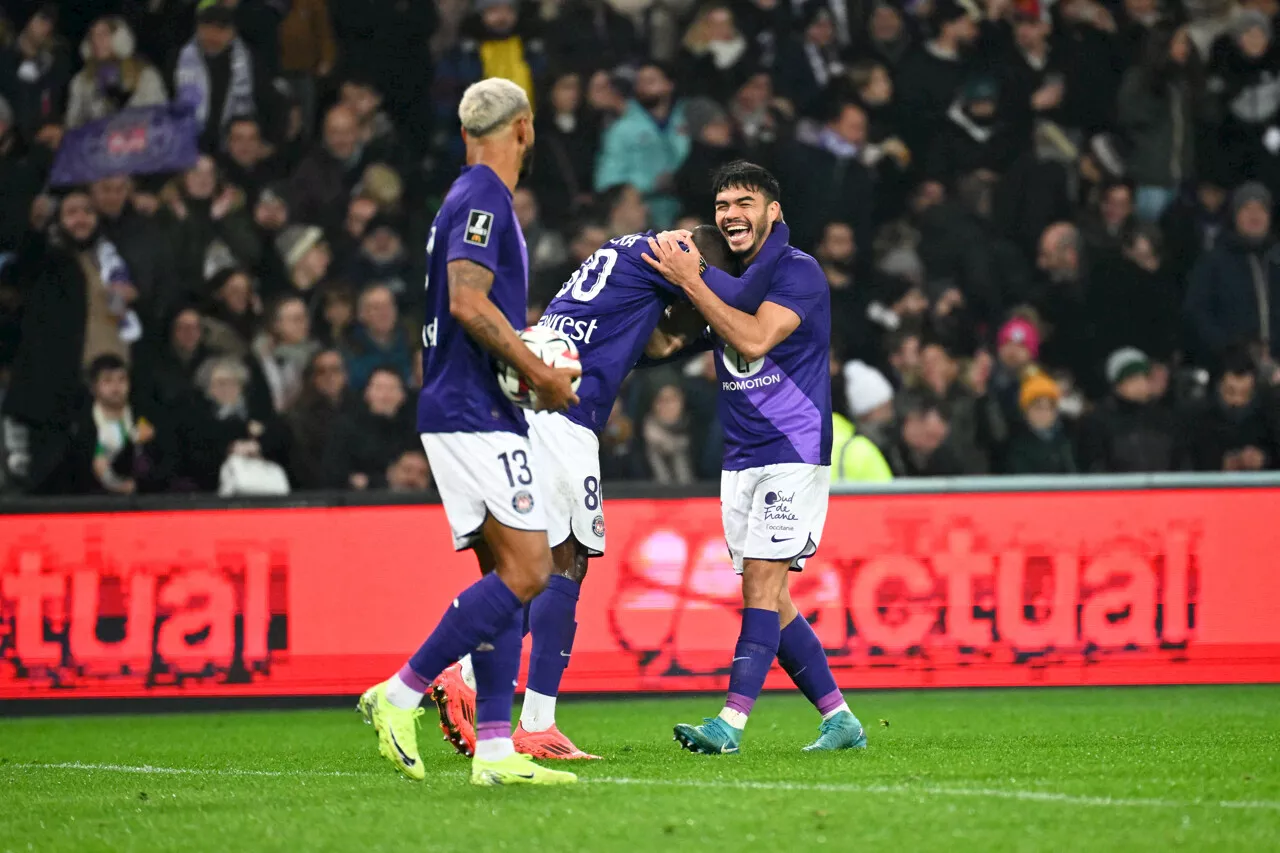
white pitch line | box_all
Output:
[9,762,1280,812]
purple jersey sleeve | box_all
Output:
[445,196,509,273]
[702,266,772,314]
[762,254,827,322]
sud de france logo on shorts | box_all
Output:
[512,489,535,514]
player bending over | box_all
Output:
[431,224,760,759]
[356,78,581,787]
[644,161,867,754]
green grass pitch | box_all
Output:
[2,686,1278,852]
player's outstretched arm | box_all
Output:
[643,236,800,361]
[447,259,580,410]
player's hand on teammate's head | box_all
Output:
[531,363,582,412]
[652,228,694,245]
[643,234,704,292]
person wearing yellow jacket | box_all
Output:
[831,412,893,483]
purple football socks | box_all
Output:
[777,613,846,717]
[722,607,781,723]
[399,572,522,691]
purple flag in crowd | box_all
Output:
[49,105,200,188]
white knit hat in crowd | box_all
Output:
[843,360,894,418]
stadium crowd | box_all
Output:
[2,0,1280,495]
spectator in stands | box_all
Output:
[1161,172,1228,283]
[322,365,413,490]
[513,188,567,275]
[595,62,690,228]
[728,71,791,165]
[643,383,695,485]
[0,5,69,143]
[600,184,650,238]
[925,76,1017,189]
[219,117,283,205]
[1034,221,1099,395]
[1079,179,1137,259]
[530,70,599,226]
[781,101,875,253]
[346,215,412,307]
[162,155,262,297]
[864,3,912,71]
[89,175,180,328]
[1078,347,1185,472]
[679,4,754,104]
[343,284,412,392]
[992,0,1066,142]
[132,305,214,412]
[775,5,845,118]
[275,223,331,299]
[1118,25,1204,223]
[990,316,1041,423]
[544,0,641,74]
[1089,225,1181,387]
[386,448,432,492]
[253,295,318,413]
[66,17,167,128]
[834,359,894,482]
[286,347,350,489]
[885,391,967,477]
[87,353,170,494]
[278,0,337,138]
[339,73,404,168]
[676,111,743,218]
[176,354,288,492]
[1186,346,1280,471]
[315,282,357,349]
[843,359,896,444]
[175,0,275,152]
[916,338,995,473]
[1206,12,1280,193]
[1004,372,1077,473]
[290,105,369,237]
[895,0,979,155]
[203,267,259,354]
[1185,182,1280,371]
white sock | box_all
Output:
[475,737,515,761]
[822,702,852,722]
[520,689,557,733]
[717,707,748,730]
[384,674,424,710]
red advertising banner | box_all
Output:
[3,489,1280,699]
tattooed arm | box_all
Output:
[447,259,579,410]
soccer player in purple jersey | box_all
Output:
[644,161,868,754]
[431,226,755,760]
[356,78,582,787]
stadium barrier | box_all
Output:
[3,475,1280,700]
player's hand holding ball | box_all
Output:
[498,326,581,411]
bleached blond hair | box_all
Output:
[458,78,531,138]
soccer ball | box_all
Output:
[497,325,581,408]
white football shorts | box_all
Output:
[721,463,831,574]
[526,410,605,555]
[420,431,548,551]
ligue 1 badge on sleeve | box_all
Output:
[512,490,535,514]
[592,515,606,538]
[465,209,493,247]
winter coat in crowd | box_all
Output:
[1206,28,1280,191]
[1185,389,1280,471]
[895,43,972,155]
[172,387,289,492]
[924,101,1018,188]
[321,402,414,489]
[341,324,413,393]
[1077,395,1186,472]
[97,201,181,329]
[543,0,642,73]
[278,0,337,76]
[884,434,969,477]
[529,108,600,226]
[1184,232,1280,367]
[594,99,691,229]
[1087,254,1182,375]
[159,185,262,300]
[173,33,279,151]
[777,126,875,255]
[0,134,51,253]
[1116,33,1200,192]
[66,20,168,128]
[286,388,353,489]
[288,143,370,238]
[0,29,70,141]
[1003,422,1078,474]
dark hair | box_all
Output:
[88,353,128,383]
[226,115,260,134]
[898,390,947,421]
[598,184,639,219]
[710,160,781,204]
[365,365,406,392]
[691,224,739,275]
[1220,345,1256,379]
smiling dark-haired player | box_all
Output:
[645,161,868,755]
[429,223,767,760]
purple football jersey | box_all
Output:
[538,232,683,432]
[418,165,530,436]
[713,231,833,471]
